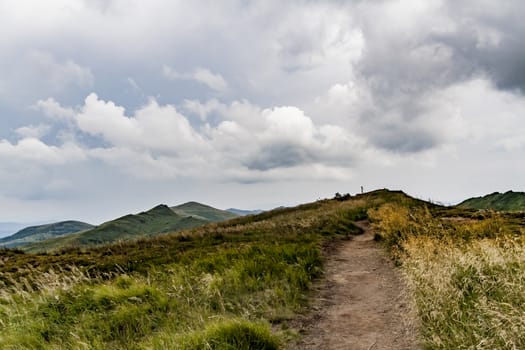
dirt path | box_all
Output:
[289,221,418,350]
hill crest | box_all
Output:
[458,190,525,211]
[171,201,238,222]
[24,201,238,253]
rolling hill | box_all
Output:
[458,190,525,211]
[24,202,239,253]
[0,189,393,349]
[0,220,94,248]
[3,189,524,348]
[171,201,239,222]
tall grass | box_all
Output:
[0,243,320,348]
[370,203,525,349]
[0,195,379,349]
[403,236,525,349]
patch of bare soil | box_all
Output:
[288,221,419,350]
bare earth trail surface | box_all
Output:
[289,221,418,350]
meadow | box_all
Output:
[0,194,373,349]
[2,189,524,349]
[370,203,525,349]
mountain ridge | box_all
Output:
[458,191,525,211]
[23,201,239,253]
[171,201,239,222]
[0,221,94,248]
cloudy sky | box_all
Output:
[1,0,524,225]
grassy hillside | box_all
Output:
[459,190,525,211]
[0,221,94,248]
[0,190,406,349]
[2,189,523,349]
[171,201,239,222]
[24,205,208,253]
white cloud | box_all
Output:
[204,102,364,173]
[182,98,223,121]
[0,138,84,165]
[25,50,93,91]
[15,124,51,138]
[76,93,208,155]
[192,68,228,92]
[429,78,525,150]
[76,93,140,144]
[26,93,363,182]
[163,65,228,92]
[33,97,75,119]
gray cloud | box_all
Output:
[245,143,313,171]
[0,1,525,223]
[163,65,229,92]
[339,0,525,153]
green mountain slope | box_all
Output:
[0,221,93,248]
[171,201,239,222]
[25,205,208,253]
[2,189,524,349]
[458,191,525,211]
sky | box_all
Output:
[1,0,525,225]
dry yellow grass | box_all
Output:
[371,202,525,349]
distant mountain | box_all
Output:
[0,221,94,248]
[25,204,210,253]
[171,202,239,222]
[24,202,239,253]
[458,191,525,211]
[226,208,263,216]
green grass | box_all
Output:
[0,190,400,349]
[165,319,279,350]
[23,202,241,253]
[459,190,525,211]
[171,201,239,222]
[23,204,209,253]
[8,189,513,349]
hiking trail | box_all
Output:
[289,221,418,350]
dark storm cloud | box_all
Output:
[244,142,348,171]
[245,144,314,171]
[347,0,525,153]
[356,0,525,94]
[371,126,438,153]
[442,0,525,92]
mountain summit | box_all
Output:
[171,202,239,222]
